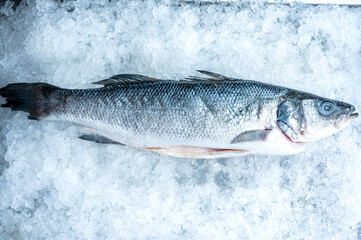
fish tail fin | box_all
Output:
[0,83,58,120]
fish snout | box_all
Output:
[344,105,358,119]
[345,105,355,114]
[334,104,358,129]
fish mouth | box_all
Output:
[343,105,358,122]
[335,107,358,129]
[346,112,358,123]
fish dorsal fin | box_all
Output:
[185,70,231,81]
[93,70,233,86]
[92,74,162,86]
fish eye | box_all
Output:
[319,101,336,115]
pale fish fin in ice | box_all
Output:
[79,134,123,145]
[231,129,272,144]
[142,146,251,158]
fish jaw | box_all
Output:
[334,111,358,129]
[292,107,358,143]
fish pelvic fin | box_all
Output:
[79,134,124,145]
[0,83,58,120]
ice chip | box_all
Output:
[0,1,360,239]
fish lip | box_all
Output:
[334,111,358,129]
[344,105,358,122]
[347,112,358,121]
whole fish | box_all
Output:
[0,71,358,158]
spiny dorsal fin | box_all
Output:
[197,70,229,80]
[93,70,233,86]
[92,74,162,86]
[185,70,231,81]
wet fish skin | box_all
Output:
[0,71,357,158]
[45,80,287,148]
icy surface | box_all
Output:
[0,0,361,239]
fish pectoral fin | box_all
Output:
[79,134,123,145]
[92,74,162,86]
[142,146,251,158]
[231,129,272,144]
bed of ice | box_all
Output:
[0,0,360,239]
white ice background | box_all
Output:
[0,0,361,239]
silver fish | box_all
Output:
[0,71,358,158]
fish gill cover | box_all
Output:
[0,0,360,239]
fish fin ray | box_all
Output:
[93,71,238,86]
[231,130,272,144]
[142,146,250,158]
[79,134,123,145]
[185,70,232,81]
[92,74,162,86]
[0,83,57,120]
[196,70,230,80]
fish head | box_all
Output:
[277,95,358,143]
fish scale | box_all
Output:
[47,80,288,148]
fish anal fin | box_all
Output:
[142,146,251,158]
[231,129,272,144]
[79,134,123,145]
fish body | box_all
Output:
[0,71,358,158]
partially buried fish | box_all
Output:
[0,71,358,158]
